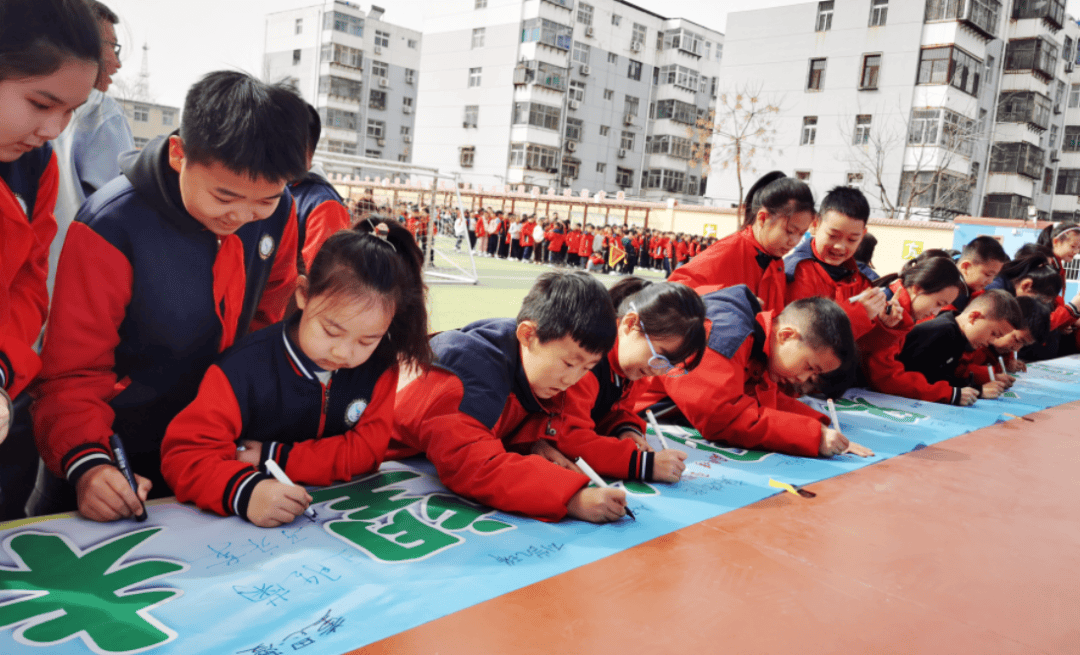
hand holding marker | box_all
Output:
[264,459,318,522]
[645,409,669,450]
[575,457,635,521]
[109,433,146,522]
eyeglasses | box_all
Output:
[629,302,686,377]
[106,41,122,57]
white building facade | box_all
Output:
[263,1,422,177]
[412,0,723,203]
[706,0,1080,222]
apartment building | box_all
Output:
[116,99,180,150]
[412,0,723,204]
[706,0,1079,222]
[263,1,421,177]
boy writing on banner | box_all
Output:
[634,285,874,458]
[955,295,1050,385]
[32,71,308,521]
[949,236,1011,312]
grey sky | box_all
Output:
[106,0,1080,108]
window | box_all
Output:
[869,0,888,26]
[859,54,882,90]
[521,18,573,50]
[464,105,478,128]
[853,115,872,145]
[607,52,618,64]
[374,30,390,48]
[321,43,362,69]
[997,91,1052,130]
[371,60,389,78]
[655,99,696,124]
[1065,37,1074,62]
[1013,0,1065,29]
[801,116,817,145]
[460,146,475,167]
[399,154,409,163]
[917,46,981,96]
[508,143,560,171]
[468,67,482,87]
[405,68,416,84]
[616,167,634,188]
[562,158,580,179]
[519,60,569,91]
[796,171,812,181]
[162,110,176,126]
[1005,37,1058,80]
[565,117,583,141]
[320,108,358,130]
[133,105,149,122]
[807,58,826,91]
[646,135,693,158]
[472,27,485,48]
[632,23,647,47]
[990,142,1045,179]
[908,108,976,157]
[292,49,301,65]
[403,96,414,108]
[603,89,614,100]
[625,95,639,116]
[573,41,591,64]
[1057,169,1080,194]
[662,28,703,56]
[1070,85,1080,109]
[847,172,864,186]
[704,42,711,61]
[513,102,562,130]
[1044,167,1055,194]
[659,65,701,91]
[621,131,635,151]
[295,18,302,35]
[1063,125,1080,152]
[408,39,418,49]
[133,137,148,149]
[983,194,1029,219]
[816,1,834,31]
[577,2,593,25]
[319,76,363,100]
[627,59,642,80]
[401,125,411,136]
[475,0,487,7]
[612,14,621,26]
[366,149,381,159]
[924,0,1001,38]
[597,162,607,173]
[326,140,357,155]
[569,80,585,102]
[899,171,973,214]
[369,90,386,110]
[324,11,363,37]
[600,125,610,136]
[366,120,385,139]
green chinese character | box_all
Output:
[662,434,772,462]
[834,397,925,423]
[0,528,183,653]
[328,510,461,562]
[421,495,514,534]
[310,470,422,521]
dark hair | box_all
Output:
[966,289,1022,329]
[777,297,856,368]
[961,236,1009,265]
[742,171,815,228]
[1015,242,1053,260]
[179,70,309,183]
[819,186,870,223]
[608,277,707,371]
[305,102,321,157]
[853,232,877,265]
[875,256,963,294]
[999,253,1063,298]
[88,0,119,23]
[517,271,617,355]
[305,217,432,370]
[1037,222,1080,249]
[1015,295,1051,344]
[0,0,102,82]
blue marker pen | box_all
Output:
[109,433,147,522]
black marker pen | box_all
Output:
[109,433,147,522]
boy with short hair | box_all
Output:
[32,71,308,521]
[289,103,350,272]
[951,236,1010,311]
[635,285,873,458]
[955,295,1050,386]
[388,271,629,523]
[898,290,1023,399]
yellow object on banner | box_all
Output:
[608,241,626,267]
[703,224,717,238]
[902,240,924,260]
[768,478,801,496]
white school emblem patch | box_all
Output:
[345,399,368,426]
[14,193,27,218]
[259,234,275,259]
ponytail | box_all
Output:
[874,256,963,294]
[1000,253,1063,298]
[1038,221,1080,249]
[742,171,815,228]
[611,277,707,371]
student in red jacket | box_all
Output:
[635,285,872,458]
[32,71,308,521]
[669,171,815,314]
[565,223,581,267]
[577,225,593,267]
[520,215,535,262]
[0,0,102,517]
[474,208,487,253]
[547,221,566,265]
[388,271,629,523]
[162,221,430,527]
[985,249,1067,362]
[528,278,705,479]
[1031,223,1080,356]
[955,296,1049,386]
[290,104,350,273]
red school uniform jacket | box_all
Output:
[475,214,487,239]
[577,233,593,257]
[0,144,58,398]
[161,317,396,520]
[860,282,963,404]
[547,227,565,253]
[784,237,879,340]
[675,240,689,263]
[634,285,828,457]
[388,319,589,521]
[32,135,299,486]
[565,229,579,253]
[521,221,535,247]
[668,225,787,315]
[955,345,1013,387]
[289,169,350,272]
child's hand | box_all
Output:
[529,439,583,474]
[0,391,10,446]
[958,387,979,406]
[617,430,653,452]
[981,380,1008,399]
[247,479,312,528]
[652,449,688,482]
[819,427,875,458]
[997,373,1016,388]
[1006,359,1026,373]
[878,298,904,328]
[236,440,263,466]
[76,464,151,522]
[854,288,886,320]
[566,486,627,523]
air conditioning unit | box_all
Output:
[379,77,389,87]
[403,105,412,114]
[1068,61,1076,73]
[566,140,577,152]
[374,45,382,55]
[623,113,635,126]
[562,176,573,186]
[618,148,627,158]
[513,66,529,85]
[1051,149,1060,162]
[630,41,642,53]
[580,64,590,76]
[585,26,595,37]
[406,76,414,84]
[403,135,411,143]
[377,138,386,147]
[568,99,581,110]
